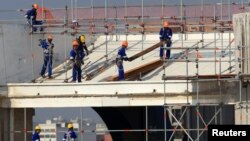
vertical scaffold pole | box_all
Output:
[105,0,108,61]
[141,0,144,60]
[24,108,27,141]
[214,5,217,75]
[125,0,128,41]
[71,0,74,21]
[91,0,95,50]
[196,41,200,141]
[228,0,232,72]
[30,19,35,82]
[80,108,83,141]
[64,6,68,82]
[42,0,44,22]
[145,106,148,141]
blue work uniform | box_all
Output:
[40,40,54,78]
[159,27,172,59]
[63,129,77,141]
[32,132,40,141]
[70,48,85,82]
[25,8,43,32]
[116,47,129,80]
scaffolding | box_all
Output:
[1,0,250,141]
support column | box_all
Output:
[0,108,34,141]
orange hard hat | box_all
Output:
[33,4,38,9]
[48,35,53,40]
[164,21,169,27]
[72,40,79,47]
[122,41,128,47]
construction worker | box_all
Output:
[40,35,54,79]
[77,34,89,55]
[116,41,129,80]
[32,125,41,141]
[25,4,43,32]
[159,21,172,59]
[70,40,85,82]
[63,123,77,141]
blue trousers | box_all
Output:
[160,41,172,58]
[32,20,43,32]
[40,56,53,77]
[72,64,82,82]
[116,60,124,80]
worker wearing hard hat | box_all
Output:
[78,34,89,55]
[32,125,41,141]
[159,21,172,59]
[70,40,85,82]
[63,123,77,141]
[40,35,55,79]
[116,41,130,80]
[25,4,43,32]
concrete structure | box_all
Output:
[1,2,250,141]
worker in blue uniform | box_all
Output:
[159,21,172,59]
[63,123,77,141]
[116,41,129,80]
[40,35,54,79]
[70,40,85,83]
[25,4,43,32]
[32,125,41,141]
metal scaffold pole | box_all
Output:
[42,0,44,22]
[80,108,83,141]
[214,5,217,75]
[91,0,95,50]
[24,108,27,141]
[141,0,144,60]
[31,20,35,82]
[196,42,200,141]
[105,0,108,61]
[64,6,68,82]
[164,105,167,141]
[125,0,128,41]
[145,106,148,141]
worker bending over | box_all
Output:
[25,4,43,32]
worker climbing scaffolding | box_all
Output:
[25,4,43,32]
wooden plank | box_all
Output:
[128,42,163,61]
[106,59,163,81]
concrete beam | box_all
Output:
[6,81,191,97]
[1,94,236,108]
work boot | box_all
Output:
[48,76,54,79]
[41,75,46,78]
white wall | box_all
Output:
[0,23,92,85]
